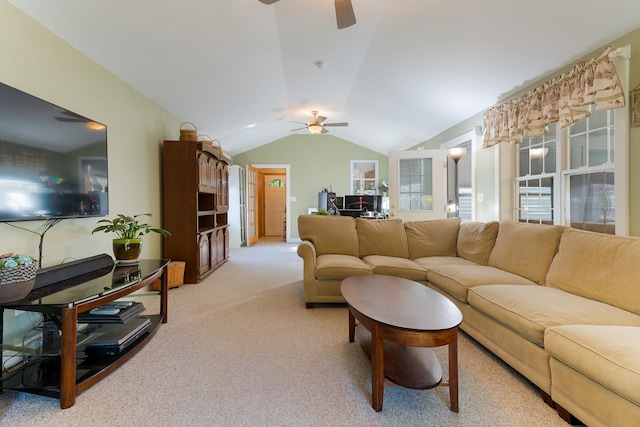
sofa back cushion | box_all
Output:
[298,215,359,257]
[356,218,409,258]
[404,218,460,259]
[488,220,563,285]
[546,228,640,316]
[456,221,499,265]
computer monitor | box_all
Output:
[343,195,381,212]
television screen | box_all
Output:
[0,82,108,221]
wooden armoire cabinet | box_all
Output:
[162,140,231,284]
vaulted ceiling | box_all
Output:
[10,0,640,155]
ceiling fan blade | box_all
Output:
[290,127,307,131]
[335,0,356,29]
[55,117,85,122]
[320,128,330,134]
[315,116,327,124]
[258,0,279,4]
[323,122,348,127]
[61,110,88,120]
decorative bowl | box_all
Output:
[0,279,35,303]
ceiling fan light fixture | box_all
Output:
[86,121,106,131]
[308,124,323,134]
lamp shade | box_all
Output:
[529,147,549,159]
[446,147,467,162]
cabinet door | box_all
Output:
[198,234,210,275]
[216,229,225,263]
[198,154,210,192]
[209,231,218,269]
[221,164,229,208]
[208,157,218,193]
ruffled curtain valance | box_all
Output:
[482,46,625,148]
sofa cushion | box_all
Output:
[457,221,499,265]
[547,228,640,316]
[413,256,478,270]
[545,325,640,406]
[427,265,536,304]
[356,218,409,258]
[404,218,461,259]
[315,254,372,280]
[298,215,359,257]
[362,255,427,282]
[488,220,563,285]
[468,285,640,347]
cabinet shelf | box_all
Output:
[2,314,162,395]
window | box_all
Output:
[503,46,629,234]
[514,104,619,233]
[350,160,378,195]
[565,105,616,234]
[516,122,557,224]
[399,158,433,210]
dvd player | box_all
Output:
[84,317,151,357]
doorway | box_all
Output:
[264,173,286,236]
[246,164,290,245]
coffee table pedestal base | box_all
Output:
[349,308,459,413]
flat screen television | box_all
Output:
[0,82,108,222]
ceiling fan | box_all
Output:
[55,110,105,130]
[258,0,356,29]
[55,110,90,123]
[289,111,349,134]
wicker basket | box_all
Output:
[0,264,36,285]
[210,139,223,155]
[0,264,37,302]
[179,122,198,142]
[152,261,186,290]
[198,135,223,156]
[198,134,213,146]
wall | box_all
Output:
[233,134,389,238]
[0,2,181,266]
[413,27,640,235]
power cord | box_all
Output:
[2,218,63,268]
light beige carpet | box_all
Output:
[0,242,569,426]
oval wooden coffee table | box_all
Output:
[341,275,463,412]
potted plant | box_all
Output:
[92,213,171,261]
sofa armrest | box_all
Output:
[297,240,318,282]
[297,240,317,260]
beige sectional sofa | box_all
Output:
[297,214,640,426]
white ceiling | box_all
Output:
[9,0,640,156]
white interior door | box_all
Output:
[246,165,258,246]
[388,150,447,221]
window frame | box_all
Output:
[507,46,630,234]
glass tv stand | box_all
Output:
[0,254,170,408]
